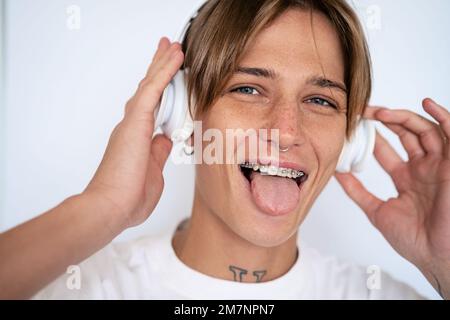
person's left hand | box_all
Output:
[335,98,450,299]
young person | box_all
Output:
[1,0,449,299]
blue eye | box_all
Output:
[231,86,259,95]
[306,97,336,109]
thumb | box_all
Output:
[150,134,173,170]
[334,172,382,225]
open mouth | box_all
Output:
[239,162,309,187]
[238,162,309,216]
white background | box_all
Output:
[1,0,449,299]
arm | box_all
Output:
[0,193,123,299]
[0,37,184,299]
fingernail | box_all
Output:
[422,98,434,108]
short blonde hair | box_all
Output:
[182,0,372,137]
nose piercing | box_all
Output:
[279,146,290,153]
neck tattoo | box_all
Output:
[229,265,267,283]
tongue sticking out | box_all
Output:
[250,172,300,216]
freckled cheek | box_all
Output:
[194,112,240,184]
[209,109,256,131]
[201,107,259,155]
[308,123,345,171]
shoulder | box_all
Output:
[300,244,425,300]
[32,232,168,300]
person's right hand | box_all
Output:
[84,37,184,229]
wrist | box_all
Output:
[419,258,450,299]
[75,191,129,238]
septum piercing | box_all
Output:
[279,146,290,153]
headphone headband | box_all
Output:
[174,0,208,43]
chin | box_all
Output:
[225,201,305,248]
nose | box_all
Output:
[266,102,302,150]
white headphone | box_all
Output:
[154,0,375,173]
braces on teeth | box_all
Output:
[240,162,305,179]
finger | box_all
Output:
[373,130,405,175]
[146,41,181,79]
[363,105,386,120]
[151,37,171,64]
[375,108,444,155]
[335,172,383,225]
[422,98,450,156]
[128,45,184,118]
[150,134,173,170]
[365,106,426,159]
[383,123,425,159]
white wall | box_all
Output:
[0,0,5,231]
[1,0,449,299]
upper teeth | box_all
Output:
[240,162,305,179]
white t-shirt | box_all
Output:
[32,222,425,300]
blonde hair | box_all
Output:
[182,0,372,137]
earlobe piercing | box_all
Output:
[183,142,194,156]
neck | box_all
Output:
[172,190,299,283]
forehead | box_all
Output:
[238,8,345,82]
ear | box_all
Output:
[186,135,194,147]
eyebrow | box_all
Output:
[236,67,278,79]
[307,76,347,94]
[235,66,347,94]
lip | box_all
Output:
[241,157,309,175]
[236,158,309,217]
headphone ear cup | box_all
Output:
[154,71,194,143]
[154,79,175,131]
[336,119,376,173]
[153,0,206,143]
